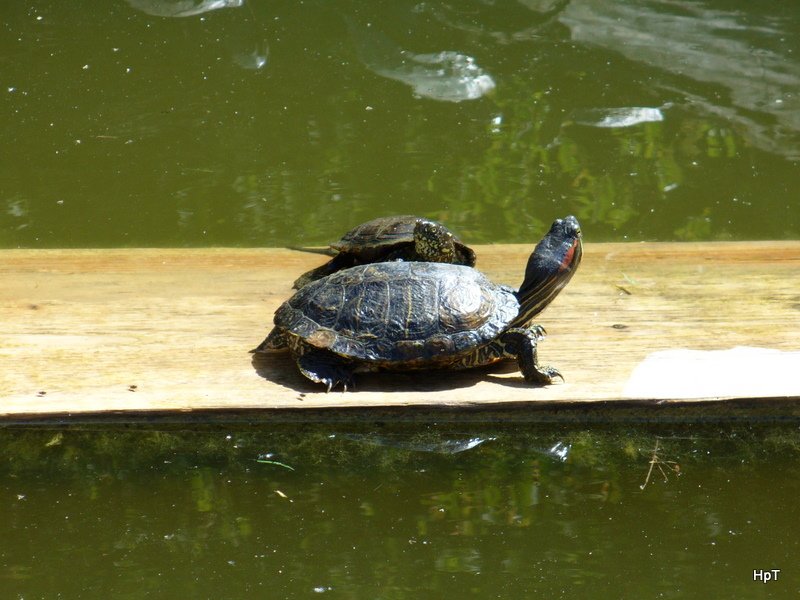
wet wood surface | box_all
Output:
[1,242,799,421]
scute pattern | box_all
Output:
[333,216,417,254]
[329,216,474,265]
[274,261,519,364]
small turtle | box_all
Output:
[292,215,475,289]
[255,216,582,391]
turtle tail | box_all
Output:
[251,327,288,353]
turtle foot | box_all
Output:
[296,349,356,392]
[524,364,563,386]
[500,327,561,386]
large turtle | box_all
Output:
[255,216,582,391]
[292,215,476,289]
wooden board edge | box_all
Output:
[3,396,800,426]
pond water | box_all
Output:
[3,0,799,247]
[3,424,799,598]
[0,423,800,599]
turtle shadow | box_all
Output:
[250,351,311,391]
[482,374,562,390]
[250,351,552,394]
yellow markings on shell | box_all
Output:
[307,329,336,349]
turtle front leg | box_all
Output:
[500,327,563,385]
[293,345,356,392]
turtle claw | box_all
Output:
[322,373,355,393]
[296,348,356,392]
[525,365,563,385]
[501,327,562,386]
[339,377,355,393]
[315,372,355,393]
[530,324,548,341]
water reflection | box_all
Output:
[124,0,268,76]
[349,20,496,102]
[233,41,269,71]
[421,0,568,44]
[340,433,494,454]
[569,105,666,129]
[559,0,800,158]
[2,424,800,596]
[543,440,570,461]
[124,0,244,18]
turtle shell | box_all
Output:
[332,215,473,262]
[275,262,519,366]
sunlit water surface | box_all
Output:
[3,0,799,246]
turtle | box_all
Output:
[254,215,582,391]
[292,215,476,289]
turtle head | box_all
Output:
[513,215,582,326]
[413,219,458,262]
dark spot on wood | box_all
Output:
[28,304,39,310]
[611,323,628,330]
[128,384,138,392]
[36,391,46,397]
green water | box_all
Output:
[2,0,799,247]
[3,424,799,598]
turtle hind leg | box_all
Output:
[500,327,562,385]
[294,346,356,392]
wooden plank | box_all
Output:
[1,242,799,420]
